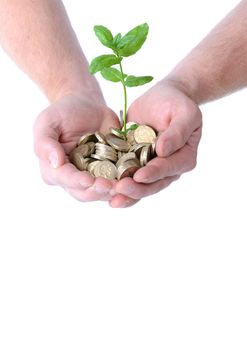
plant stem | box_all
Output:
[118,58,127,138]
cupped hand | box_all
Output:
[34,93,138,206]
[111,80,202,204]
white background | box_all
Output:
[0,0,246,349]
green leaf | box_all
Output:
[101,67,123,82]
[94,25,113,48]
[125,75,153,87]
[89,54,120,74]
[112,33,122,47]
[128,123,138,131]
[117,23,149,57]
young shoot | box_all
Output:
[89,23,153,138]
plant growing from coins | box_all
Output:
[69,24,157,181]
[89,23,153,138]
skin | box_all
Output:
[114,0,247,203]
[1,0,247,207]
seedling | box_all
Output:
[89,23,153,138]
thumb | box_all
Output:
[33,115,66,169]
[156,118,196,158]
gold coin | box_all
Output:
[134,125,156,144]
[118,151,126,159]
[94,160,117,180]
[95,131,106,144]
[110,127,125,139]
[78,132,97,145]
[69,152,87,171]
[140,145,151,167]
[70,144,91,158]
[116,152,137,168]
[91,153,106,161]
[86,142,96,155]
[105,134,130,152]
[126,130,135,145]
[151,142,156,157]
[117,159,140,180]
[129,143,150,157]
[88,160,101,176]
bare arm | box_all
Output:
[0,0,101,102]
[166,0,247,104]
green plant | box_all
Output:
[89,23,153,138]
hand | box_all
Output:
[111,80,202,204]
[34,92,139,206]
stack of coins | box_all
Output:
[69,124,157,180]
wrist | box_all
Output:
[43,56,105,104]
[162,67,201,104]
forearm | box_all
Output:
[0,0,101,102]
[165,0,247,104]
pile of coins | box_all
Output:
[69,124,157,180]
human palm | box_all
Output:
[34,93,137,204]
[113,81,202,201]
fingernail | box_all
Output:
[49,151,58,168]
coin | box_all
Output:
[69,152,87,171]
[86,142,96,155]
[95,131,106,144]
[78,132,97,145]
[140,145,151,167]
[105,133,130,152]
[116,152,137,168]
[134,125,156,144]
[126,130,135,145]
[151,142,156,157]
[70,144,91,158]
[70,124,157,179]
[117,159,140,180]
[91,153,106,161]
[129,142,150,157]
[94,160,117,180]
[88,160,101,176]
[109,127,125,139]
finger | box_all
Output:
[40,160,115,199]
[64,186,113,202]
[115,176,179,200]
[109,194,140,208]
[39,160,95,188]
[156,112,202,157]
[33,112,66,168]
[133,146,196,183]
